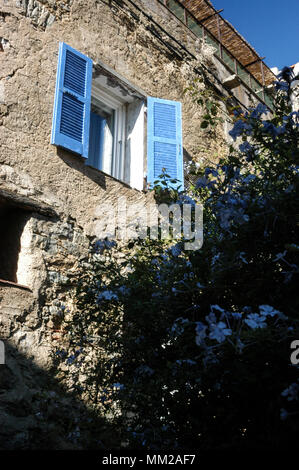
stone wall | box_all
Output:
[0,0,233,448]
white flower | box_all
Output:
[281,382,299,401]
[288,243,299,250]
[209,321,232,343]
[176,359,197,366]
[171,318,189,337]
[231,312,242,320]
[273,250,287,262]
[170,244,182,257]
[211,253,220,266]
[211,305,225,314]
[196,282,205,288]
[135,365,154,376]
[118,286,131,295]
[113,383,125,390]
[195,322,207,345]
[152,292,162,298]
[151,258,159,266]
[242,174,256,184]
[236,338,245,353]
[259,305,281,317]
[205,312,217,324]
[239,252,248,264]
[244,313,267,329]
[94,239,116,252]
[97,290,118,301]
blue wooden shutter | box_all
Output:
[147,97,183,190]
[51,42,92,158]
[87,112,106,170]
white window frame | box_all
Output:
[90,64,146,190]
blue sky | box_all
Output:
[212,0,299,70]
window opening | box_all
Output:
[0,198,29,284]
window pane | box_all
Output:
[222,48,235,71]
[187,14,202,38]
[256,90,264,101]
[89,104,114,175]
[264,91,274,110]
[205,32,219,54]
[168,0,185,23]
[251,77,262,94]
[237,63,251,87]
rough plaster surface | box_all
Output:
[0,0,236,448]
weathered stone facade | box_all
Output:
[0,0,273,448]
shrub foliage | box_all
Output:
[55,70,299,450]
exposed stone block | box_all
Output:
[17,0,55,28]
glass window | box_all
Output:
[256,89,264,101]
[251,77,262,94]
[89,102,114,176]
[205,32,219,54]
[237,63,251,87]
[264,92,274,110]
[168,0,185,23]
[89,82,145,190]
[187,14,202,38]
[222,48,235,72]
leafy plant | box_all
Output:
[54,70,299,450]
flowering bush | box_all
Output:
[55,73,299,450]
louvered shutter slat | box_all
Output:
[51,42,92,158]
[147,97,184,190]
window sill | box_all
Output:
[84,161,147,193]
[0,278,32,292]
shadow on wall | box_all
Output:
[0,341,118,450]
[57,148,108,192]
